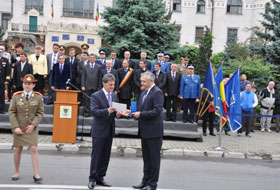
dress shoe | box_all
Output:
[33,176,43,182]
[96,179,111,187]
[166,118,172,122]
[88,181,95,189]
[203,132,207,136]
[225,131,231,136]
[133,182,147,189]
[172,119,176,122]
[46,102,53,105]
[245,133,252,137]
[144,185,157,190]
[210,133,216,136]
[183,120,188,123]
[11,176,19,181]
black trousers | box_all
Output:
[119,98,131,109]
[34,74,45,94]
[85,89,97,115]
[202,111,215,133]
[0,84,5,112]
[238,110,253,135]
[48,72,55,103]
[166,95,178,120]
[182,98,196,122]
[89,134,113,182]
[141,137,162,188]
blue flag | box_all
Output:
[201,62,223,117]
[225,69,242,132]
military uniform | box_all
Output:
[0,56,10,113]
[9,91,44,146]
[176,63,188,76]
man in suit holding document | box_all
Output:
[133,71,164,190]
[88,73,128,189]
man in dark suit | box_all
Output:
[46,43,59,104]
[118,59,134,109]
[133,71,164,190]
[110,51,121,70]
[88,73,126,189]
[12,53,33,92]
[134,60,148,104]
[77,52,89,105]
[165,63,181,122]
[100,60,119,93]
[152,62,166,92]
[81,54,102,117]
[65,48,80,88]
[135,51,151,70]
[119,51,136,69]
[51,55,71,90]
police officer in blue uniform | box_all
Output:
[179,64,201,123]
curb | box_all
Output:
[1,143,279,161]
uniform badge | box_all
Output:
[2,62,6,67]
[20,98,23,102]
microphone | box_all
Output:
[66,79,71,84]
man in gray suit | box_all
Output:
[82,54,101,117]
[46,43,59,105]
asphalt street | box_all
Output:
[0,150,279,190]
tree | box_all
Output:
[252,0,280,65]
[196,26,213,80]
[98,0,180,59]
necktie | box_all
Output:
[26,94,29,101]
[172,72,175,81]
[107,93,112,107]
[70,58,73,65]
[142,90,148,104]
[112,59,115,66]
[60,64,63,74]
[90,64,94,72]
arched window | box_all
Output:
[197,0,206,13]
[227,0,242,14]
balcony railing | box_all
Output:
[10,23,46,33]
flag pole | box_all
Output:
[214,111,226,151]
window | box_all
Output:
[1,13,11,30]
[173,0,181,12]
[227,0,242,14]
[227,28,238,43]
[63,0,94,18]
[197,0,206,13]
[195,27,204,43]
[25,0,44,14]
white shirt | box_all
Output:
[24,91,33,100]
[21,61,26,71]
[51,53,58,70]
[102,88,112,104]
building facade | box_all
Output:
[1,0,270,55]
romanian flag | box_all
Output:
[215,65,228,126]
[95,3,99,21]
[51,0,54,18]
[198,62,224,118]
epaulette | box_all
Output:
[34,91,43,96]
[34,91,42,96]
[13,91,22,96]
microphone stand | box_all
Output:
[66,80,91,143]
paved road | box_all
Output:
[0,150,279,190]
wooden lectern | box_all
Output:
[52,90,80,143]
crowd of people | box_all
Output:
[1,41,280,136]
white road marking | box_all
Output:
[0,184,183,190]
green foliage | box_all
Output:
[196,27,213,80]
[98,0,180,59]
[222,58,277,90]
[211,52,225,67]
[224,42,251,61]
[252,0,280,65]
[168,45,198,64]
